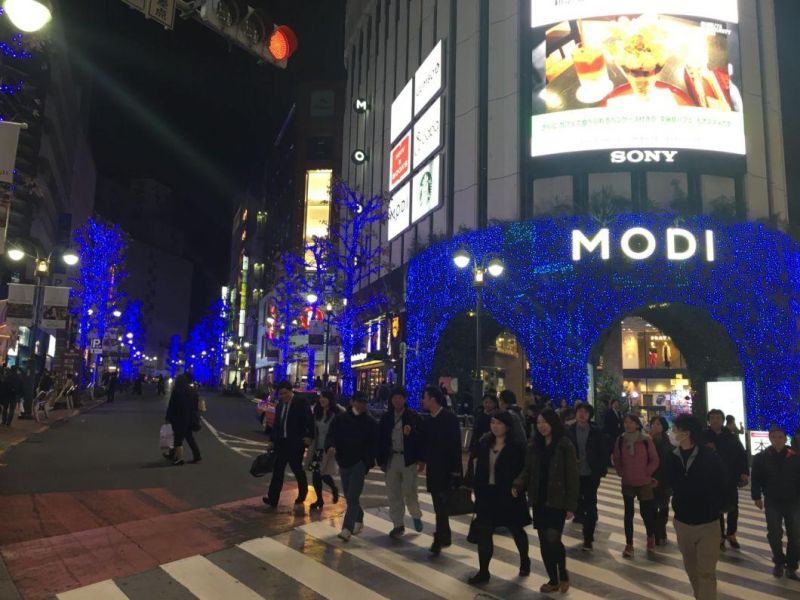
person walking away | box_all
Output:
[513,408,578,594]
[107,373,118,403]
[2,366,23,425]
[0,367,11,426]
[751,425,800,579]
[669,413,726,600]
[650,416,675,546]
[306,390,342,511]
[326,392,378,541]
[468,411,530,584]
[157,375,166,396]
[703,409,749,550]
[377,386,424,537]
[613,413,659,557]
[566,402,608,551]
[419,385,463,556]
[498,389,528,444]
[164,374,201,465]
[263,380,314,508]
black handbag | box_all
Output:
[446,485,475,516]
[250,449,277,477]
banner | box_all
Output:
[6,283,34,328]
[148,0,176,29]
[0,196,10,255]
[0,122,23,184]
[308,320,326,352]
[121,0,148,13]
[41,286,70,330]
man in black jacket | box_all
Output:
[419,385,462,556]
[703,409,749,550]
[751,425,800,579]
[603,399,624,465]
[326,392,378,541]
[669,413,725,600]
[377,386,424,538]
[566,402,608,551]
[264,381,314,508]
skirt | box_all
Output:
[475,485,532,529]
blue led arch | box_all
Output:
[405,215,800,433]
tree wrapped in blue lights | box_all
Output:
[322,181,388,397]
[72,218,127,384]
[270,251,307,383]
[404,214,800,433]
[185,299,228,387]
[167,334,182,378]
[300,238,337,389]
[118,299,144,382]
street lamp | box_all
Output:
[453,249,505,401]
[3,0,52,32]
[306,292,318,305]
[112,309,122,318]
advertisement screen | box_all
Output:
[530,0,744,159]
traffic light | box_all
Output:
[267,25,298,62]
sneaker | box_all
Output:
[412,518,423,532]
[582,541,593,552]
[647,536,656,552]
[623,545,634,559]
[389,526,405,539]
[353,522,364,535]
[773,564,785,578]
[787,569,799,580]
[727,534,741,550]
[468,571,490,585]
[338,528,352,542]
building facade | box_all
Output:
[342,0,795,427]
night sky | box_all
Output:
[59,0,345,321]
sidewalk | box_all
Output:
[0,397,105,461]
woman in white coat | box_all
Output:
[307,390,344,510]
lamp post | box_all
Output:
[323,301,334,385]
[7,241,79,414]
[453,248,504,403]
[3,0,52,32]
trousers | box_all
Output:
[1,398,17,426]
[576,476,600,543]
[624,494,656,544]
[267,442,308,504]
[719,495,739,538]
[340,461,367,532]
[431,491,452,546]
[765,497,800,570]
[386,456,422,527]
[674,519,720,600]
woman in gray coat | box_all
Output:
[307,390,343,510]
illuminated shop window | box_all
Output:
[646,172,689,213]
[533,176,573,217]
[588,173,632,214]
[495,331,519,357]
[701,175,736,219]
[304,170,333,268]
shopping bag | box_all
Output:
[159,424,173,450]
[250,449,277,477]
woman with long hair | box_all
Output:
[164,374,201,466]
[612,413,659,557]
[306,390,342,510]
[513,408,578,593]
[649,415,674,546]
[468,411,530,584]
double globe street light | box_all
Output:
[453,248,505,401]
[2,0,52,33]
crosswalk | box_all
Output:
[200,417,267,458]
[56,474,800,600]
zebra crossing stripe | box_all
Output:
[238,536,389,600]
[160,556,263,600]
[56,580,129,600]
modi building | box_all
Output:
[340,0,798,433]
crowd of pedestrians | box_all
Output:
[260,382,800,598]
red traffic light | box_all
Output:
[268,25,298,61]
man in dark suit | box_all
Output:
[419,385,463,556]
[264,380,314,508]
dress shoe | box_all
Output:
[727,534,741,550]
[519,557,531,577]
[331,486,340,503]
[786,568,799,580]
[262,497,278,508]
[353,522,364,535]
[773,564,785,578]
[310,500,324,511]
[429,542,441,556]
[559,580,570,594]
[338,528,352,542]
[539,582,559,593]
[468,571,490,585]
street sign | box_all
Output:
[90,338,102,354]
[121,0,176,30]
[749,430,769,456]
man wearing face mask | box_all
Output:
[669,413,726,600]
[751,425,800,579]
[703,409,749,551]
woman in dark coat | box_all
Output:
[649,415,674,546]
[165,374,201,465]
[468,411,531,585]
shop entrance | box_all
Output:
[590,302,743,423]
[405,215,800,432]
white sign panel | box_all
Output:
[413,98,442,169]
[387,183,411,241]
[414,40,444,114]
[749,430,769,457]
[412,156,440,224]
[390,80,414,142]
[0,122,22,184]
[148,0,176,29]
[41,286,71,330]
[531,0,739,27]
[707,381,746,449]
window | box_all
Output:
[702,175,736,219]
[646,172,689,213]
[304,170,333,268]
[533,176,573,217]
[588,173,632,214]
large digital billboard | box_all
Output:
[530,0,744,163]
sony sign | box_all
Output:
[610,150,678,164]
[572,228,716,262]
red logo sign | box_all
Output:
[390,133,411,189]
